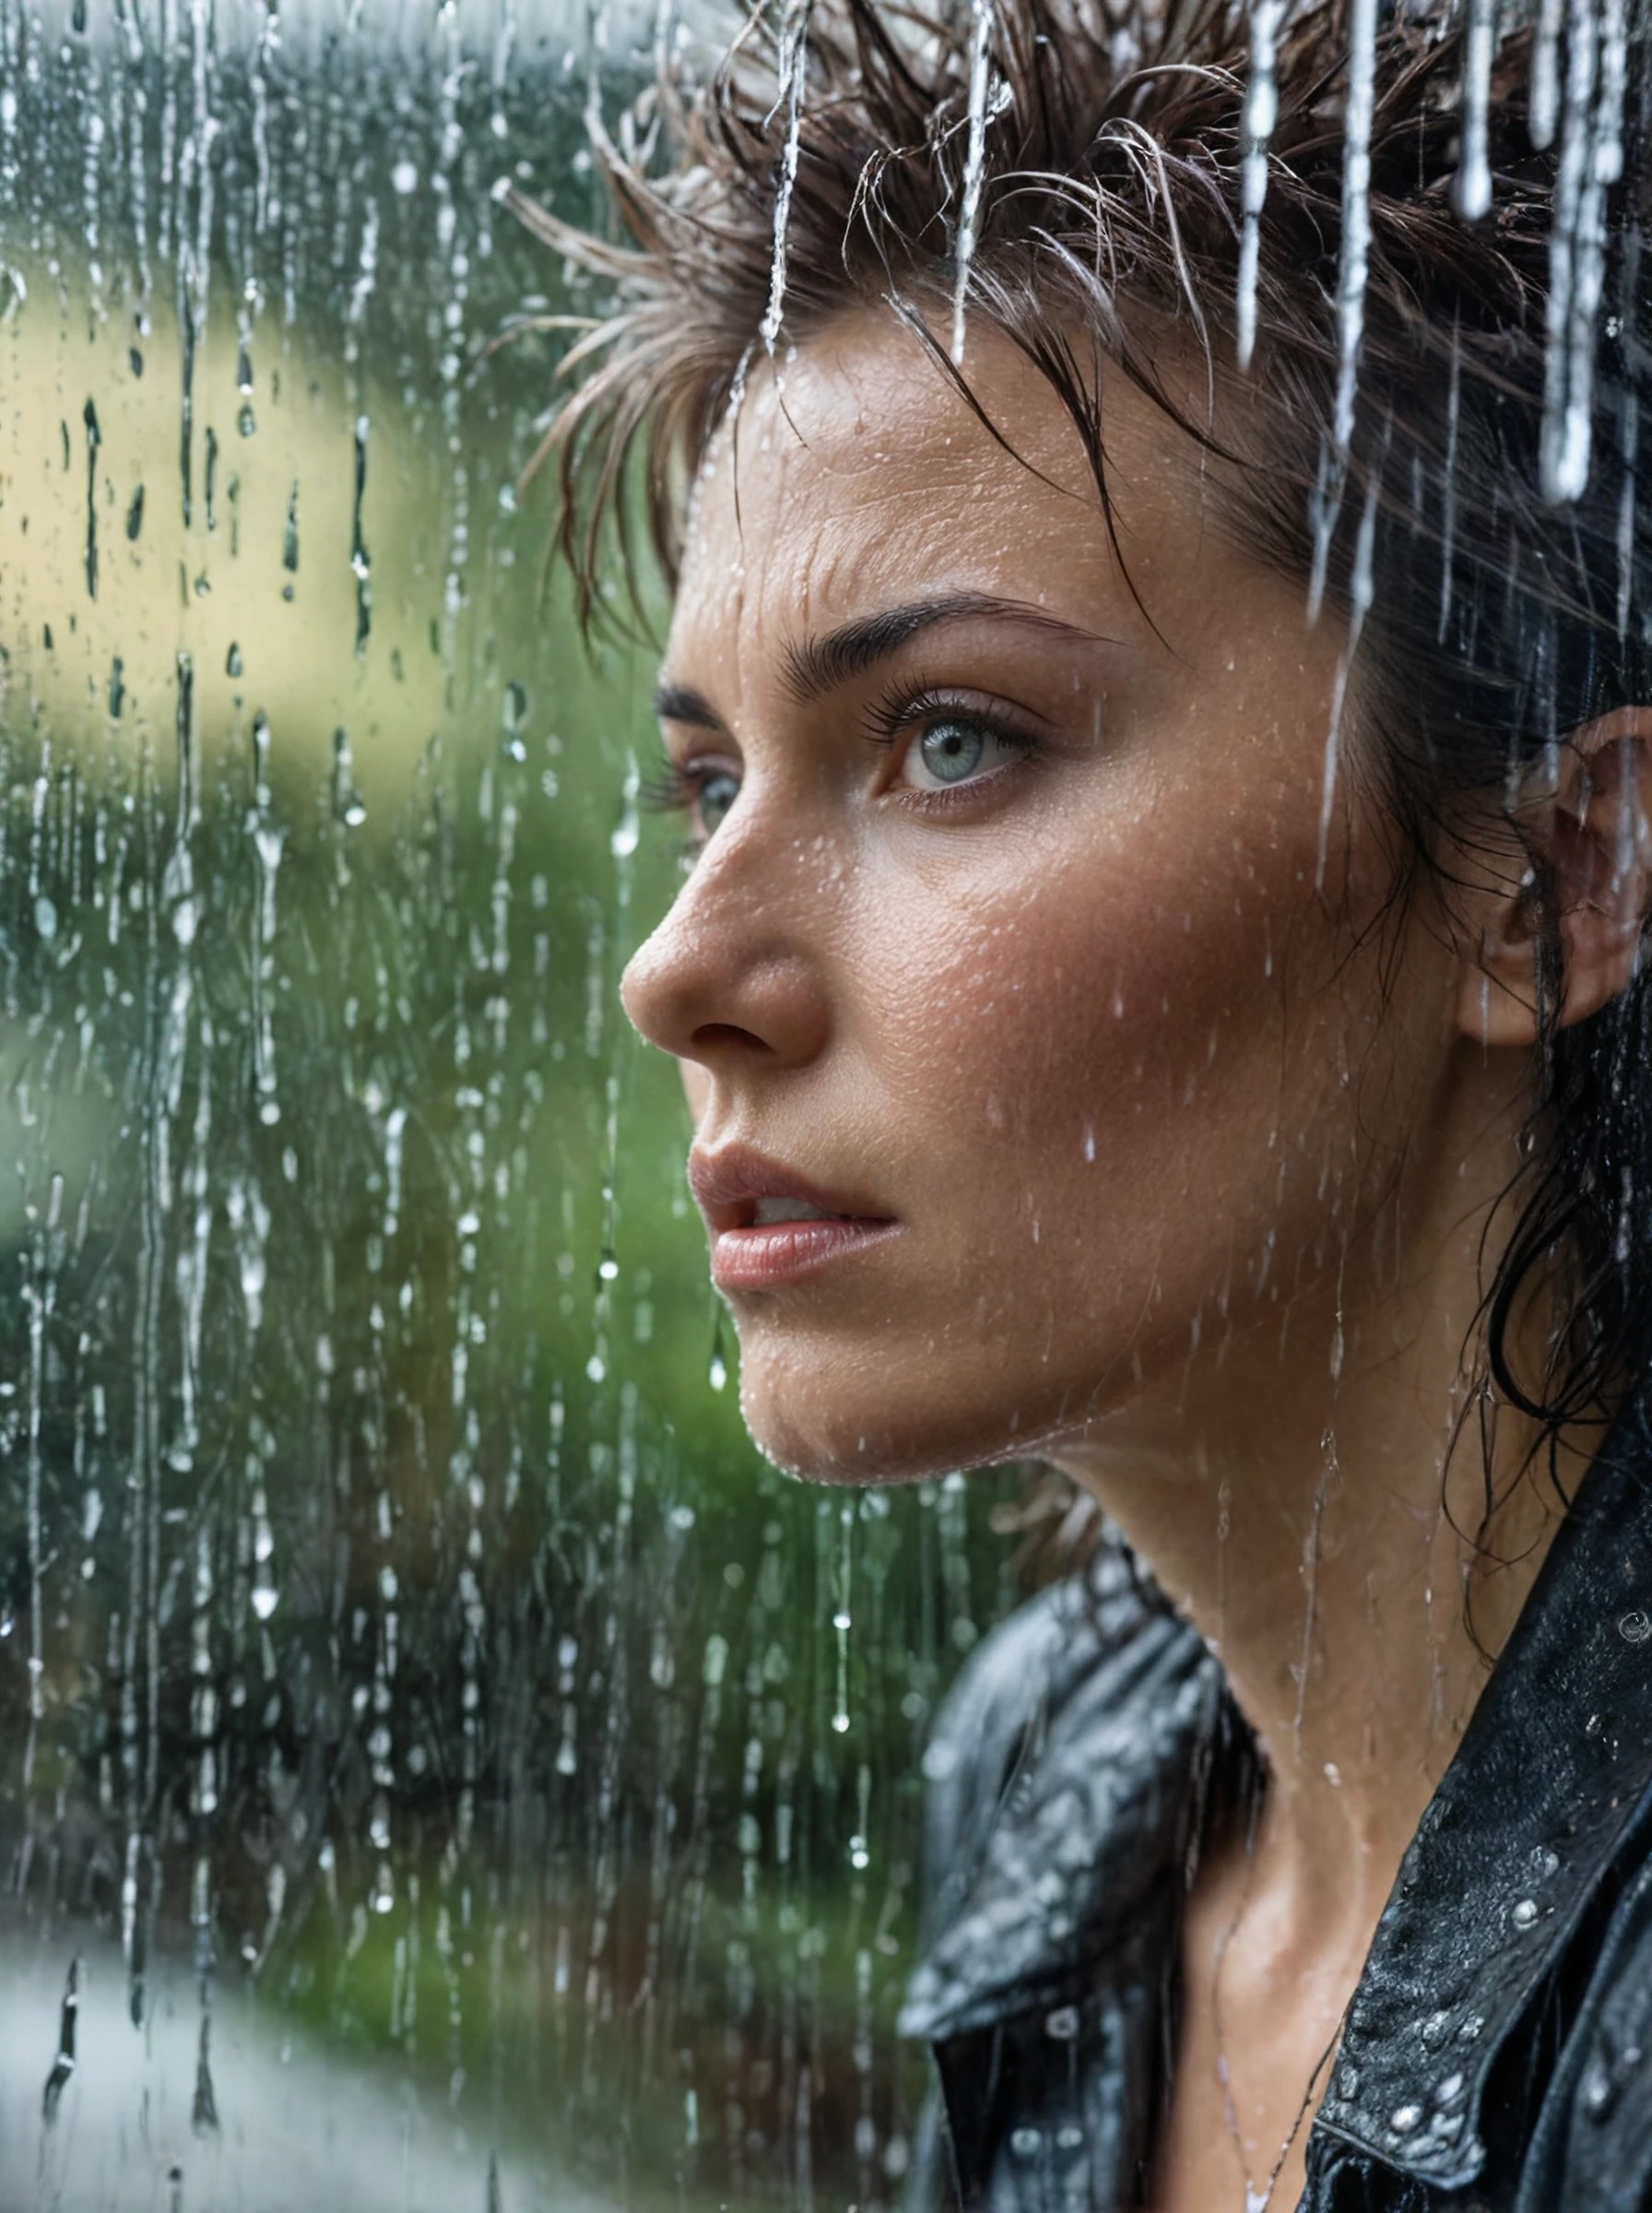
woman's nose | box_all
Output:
[620,843,832,1079]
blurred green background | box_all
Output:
[0,10,1018,2208]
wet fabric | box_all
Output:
[900,1386,1652,2210]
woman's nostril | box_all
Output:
[690,1021,771,1058]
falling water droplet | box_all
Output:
[1453,0,1498,221]
[1236,0,1286,370]
[1333,0,1378,457]
[950,0,997,364]
[761,0,813,352]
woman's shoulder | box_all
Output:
[1519,1849,1652,2206]
[901,1537,1224,2044]
[1306,1401,1652,2205]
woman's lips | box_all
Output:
[710,1214,900,1290]
[688,1146,899,1290]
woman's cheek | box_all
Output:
[873,844,1327,1305]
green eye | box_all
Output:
[915,719,985,786]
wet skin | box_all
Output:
[627,319,1459,1480]
[620,314,1652,2207]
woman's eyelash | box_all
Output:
[865,683,1041,763]
[642,692,1036,824]
[639,757,701,815]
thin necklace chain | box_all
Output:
[1209,1871,1345,2210]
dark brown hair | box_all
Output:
[514,0,1652,1493]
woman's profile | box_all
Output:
[516,0,1652,2204]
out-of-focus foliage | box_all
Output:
[0,8,1015,2209]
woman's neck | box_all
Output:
[1052,1083,1589,2211]
[1051,1064,1578,1941]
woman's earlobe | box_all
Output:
[1456,709,1652,1047]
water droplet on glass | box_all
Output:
[609,771,639,860]
[1582,2062,1618,2118]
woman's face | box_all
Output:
[621,314,1466,1482]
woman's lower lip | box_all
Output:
[710,1218,899,1290]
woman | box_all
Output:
[517,0,1652,2204]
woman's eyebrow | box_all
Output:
[652,593,1109,730]
[780,592,1109,703]
[652,682,726,730]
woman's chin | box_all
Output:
[736,1364,1032,1487]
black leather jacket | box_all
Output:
[901,1391,1652,2209]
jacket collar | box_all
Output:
[898,1543,1222,2044]
[902,1393,1652,2191]
[1314,1384,1652,2188]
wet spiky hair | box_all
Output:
[514,0,1652,1483]
[512,0,1579,628]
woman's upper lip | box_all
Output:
[687,1144,893,1233]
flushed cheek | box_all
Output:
[853,842,1330,1286]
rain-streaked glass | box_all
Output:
[0,5,1017,2205]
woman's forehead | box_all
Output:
[670,314,1280,687]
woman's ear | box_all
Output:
[1457,708,1652,1047]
